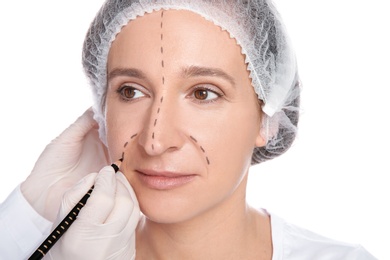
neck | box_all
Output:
[135,175,272,259]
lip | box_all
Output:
[135,169,197,190]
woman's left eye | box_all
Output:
[191,87,221,102]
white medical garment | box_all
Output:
[270,213,377,259]
[0,186,52,259]
[0,187,377,259]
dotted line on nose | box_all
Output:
[151,10,166,151]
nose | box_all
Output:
[138,95,184,156]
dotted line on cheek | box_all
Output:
[190,135,211,165]
[121,133,138,162]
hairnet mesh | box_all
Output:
[82,0,301,165]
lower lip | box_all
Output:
[136,172,196,190]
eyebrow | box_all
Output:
[181,65,236,87]
[108,68,147,81]
[108,66,236,87]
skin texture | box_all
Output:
[105,10,272,259]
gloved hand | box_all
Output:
[45,166,140,260]
[21,108,110,221]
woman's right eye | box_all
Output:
[117,85,145,101]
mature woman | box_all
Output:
[0,0,376,259]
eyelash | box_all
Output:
[116,84,147,102]
[189,85,223,104]
[115,83,224,104]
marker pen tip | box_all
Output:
[111,159,122,173]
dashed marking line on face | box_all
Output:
[121,133,138,163]
[151,10,166,152]
[190,136,210,165]
[190,136,198,143]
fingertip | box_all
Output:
[75,108,97,129]
[115,171,139,207]
[115,171,128,184]
[57,108,98,142]
[115,171,131,193]
[93,165,117,193]
[104,177,140,228]
[85,107,99,128]
[76,165,117,224]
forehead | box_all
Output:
[107,9,247,74]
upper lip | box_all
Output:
[135,169,195,177]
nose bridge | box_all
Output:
[139,94,181,155]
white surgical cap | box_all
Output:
[82,0,301,164]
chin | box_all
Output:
[140,201,197,224]
[136,188,209,224]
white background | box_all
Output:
[0,0,388,259]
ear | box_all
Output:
[255,130,267,148]
[254,112,268,148]
[255,111,283,148]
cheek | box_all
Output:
[205,107,260,171]
[105,113,125,161]
[105,101,140,162]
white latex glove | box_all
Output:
[21,108,110,222]
[45,166,140,260]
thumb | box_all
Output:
[76,166,117,225]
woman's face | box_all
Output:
[106,10,265,223]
